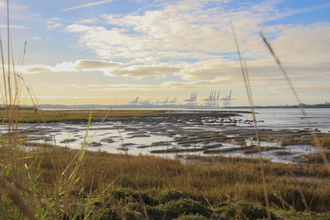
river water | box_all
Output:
[222,108,330,133]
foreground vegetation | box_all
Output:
[1,142,330,219]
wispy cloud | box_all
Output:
[60,0,117,12]
[46,17,63,30]
[264,2,330,22]
[0,24,32,29]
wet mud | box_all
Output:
[1,110,329,164]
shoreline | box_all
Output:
[14,103,330,110]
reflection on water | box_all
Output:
[1,108,329,164]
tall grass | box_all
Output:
[259,32,330,168]
[0,1,61,218]
[230,18,271,219]
[230,19,330,219]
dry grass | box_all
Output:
[0,109,164,123]
[317,135,330,148]
[4,147,328,215]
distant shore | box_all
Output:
[9,102,330,110]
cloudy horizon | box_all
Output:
[0,0,329,106]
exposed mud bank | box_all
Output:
[1,110,329,164]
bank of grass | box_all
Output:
[297,151,330,164]
[318,135,330,148]
[2,145,330,219]
[0,109,164,123]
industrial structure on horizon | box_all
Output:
[184,92,198,106]
[127,90,234,107]
[202,91,220,107]
[220,90,235,107]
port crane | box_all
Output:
[220,90,235,107]
[184,92,198,106]
[129,97,139,105]
[168,96,178,105]
[203,91,220,107]
[161,97,169,105]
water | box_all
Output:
[1,108,329,163]
[231,108,330,133]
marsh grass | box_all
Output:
[60,138,77,143]
[6,148,330,216]
[317,135,330,148]
[0,109,163,123]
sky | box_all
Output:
[0,0,329,106]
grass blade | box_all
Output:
[230,18,271,220]
[260,31,329,168]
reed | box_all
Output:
[230,18,271,220]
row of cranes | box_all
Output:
[128,97,150,105]
[130,96,177,106]
[186,91,234,107]
[154,96,178,105]
[128,90,234,107]
[184,92,198,106]
[202,91,221,107]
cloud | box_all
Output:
[178,58,330,84]
[66,0,330,70]
[32,36,42,40]
[105,84,156,91]
[25,65,53,73]
[20,55,330,87]
[107,66,180,78]
[0,25,32,29]
[46,17,63,30]
[47,23,62,30]
[103,77,233,92]
[19,0,330,102]
[263,2,330,22]
[60,0,117,12]
[269,81,330,93]
[74,60,121,70]
[262,23,330,60]
[22,59,121,74]
[0,1,27,12]
[79,17,100,24]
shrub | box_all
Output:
[222,201,277,220]
[158,190,187,204]
[174,213,209,220]
[108,189,158,206]
[148,198,211,220]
